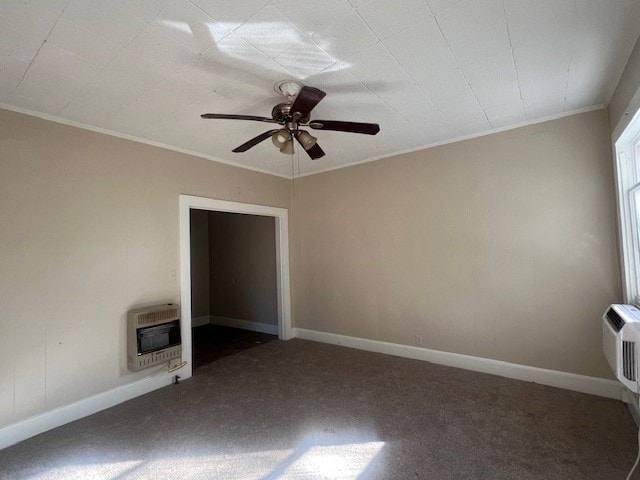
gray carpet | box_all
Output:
[0,339,637,479]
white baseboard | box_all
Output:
[191,315,211,328]
[207,315,279,335]
[1,327,623,452]
[293,328,627,402]
[0,370,179,450]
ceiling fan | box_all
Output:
[200,80,380,160]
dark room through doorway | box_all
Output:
[190,209,278,370]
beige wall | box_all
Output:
[190,209,210,319]
[610,36,640,140]
[0,108,290,428]
[0,104,624,431]
[209,212,277,325]
[292,109,620,379]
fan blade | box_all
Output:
[293,132,325,160]
[201,113,275,123]
[232,129,279,153]
[290,86,326,119]
[309,120,380,135]
[305,143,325,160]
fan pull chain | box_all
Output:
[291,146,296,197]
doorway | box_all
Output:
[190,209,278,369]
[179,196,292,379]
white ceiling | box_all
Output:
[1,0,639,177]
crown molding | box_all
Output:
[1,102,606,181]
[295,105,607,178]
[0,103,291,180]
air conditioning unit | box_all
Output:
[603,304,640,393]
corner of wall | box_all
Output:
[609,35,640,142]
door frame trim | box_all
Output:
[179,195,292,379]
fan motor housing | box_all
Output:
[272,103,309,124]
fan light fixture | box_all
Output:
[272,128,294,154]
[280,141,294,155]
[296,130,317,150]
[272,128,292,148]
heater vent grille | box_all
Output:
[132,305,179,327]
[623,341,636,382]
[138,307,178,325]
